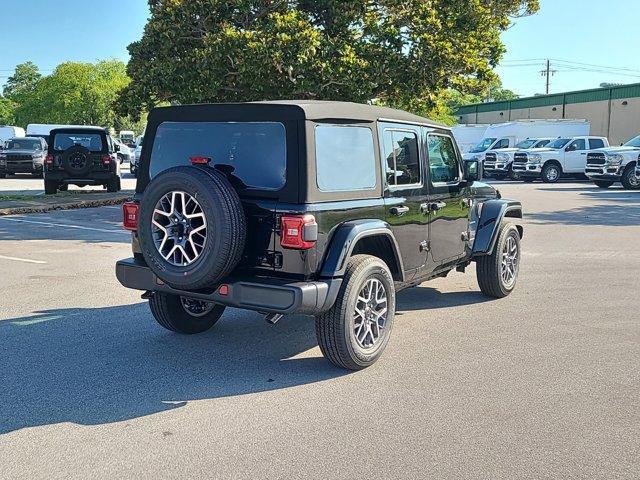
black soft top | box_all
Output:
[148,101,446,129]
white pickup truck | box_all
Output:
[483,138,554,179]
[512,136,609,183]
[585,135,640,189]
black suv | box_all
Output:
[44,127,122,194]
[0,137,47,178]
[116,102,523,370]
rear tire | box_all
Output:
[541,163,561,183]
[106,176,121,193]
[593,180,613,189]
[149,291,225,334]
[476,223,521,298]
[315,255,396,371]
[621,165,640,190]
[44,180,58,195]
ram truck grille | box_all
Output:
[587,153,606,166]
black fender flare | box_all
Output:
[472,199,523,256]
[319,219,405,281]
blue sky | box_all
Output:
[1,0,638,98]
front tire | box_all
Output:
[593,180,614,189]
[315,255,396,371]
[476,223,521,298]
[621,165,640,190]
[541,163,561,183]
[149,291,225,334]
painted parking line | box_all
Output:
[0,254,47,264]
[0,217,129,235]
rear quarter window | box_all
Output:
[149,122,287,190]
[315,125,376,192]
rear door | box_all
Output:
[424,131,471,265]
[379,122,429,276]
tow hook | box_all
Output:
[265,313,283,325]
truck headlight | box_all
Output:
[607,154,624,166]
[497,153,510,162]
[528,154,542,164]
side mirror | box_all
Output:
[114,144,120,152]
[464,160,481,183]
[566,144,576,152]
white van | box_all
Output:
[26,124,89,143]
[0,126,26,145]
[462,120,591,165]
[452,125,488,154]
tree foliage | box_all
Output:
[118,0,538,118]
[2,61,41,100]
[9,60,134,129]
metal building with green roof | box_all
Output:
[456,83,640,146]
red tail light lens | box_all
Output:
[101,154,112,165]
[122,202,139,231]
[190,156,211,165]
[280,215,317,250]
[45,154,54,165]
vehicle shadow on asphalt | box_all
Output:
[527,191,640,226]
[396,285,492,312]
[0,303,347,434]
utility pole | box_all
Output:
[540,59,557,95]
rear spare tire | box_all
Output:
[138,166,246,290]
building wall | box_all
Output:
[528,105,563,120]
[476,111,508,124]
[508,108,529,120]
[564,101,610,139]
[609,98,640,146]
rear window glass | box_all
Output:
[53,133,104,152]
[150,122,286,190]
[315,125,376,192]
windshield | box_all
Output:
[623,135,640,148]
[470,138,497,153]
[515,139,537,149]
[548,138,571,149]
[5,139,41,150]
[53,133,105,152]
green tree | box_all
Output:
[14,60,131,129]
[117,0,539,119]
[0,96,16,124]
[3,61,41,100]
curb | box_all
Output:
[0,195,131,217]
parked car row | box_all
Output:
[456,120,640,189]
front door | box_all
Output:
[425,132,471,265]
[380,122,429,276]
[564,138,587,173]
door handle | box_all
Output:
[390,205,409,216]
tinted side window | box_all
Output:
[381,130,421,186]
[150,122,286,190]
[315,125,376,192]
[537,140,551,148]
[428,135,460,183]
[495,139,510,149]
[568,139,586,151]
[589,139,605,149]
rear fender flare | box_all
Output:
[320,220,405,281]
[472,200,523,256]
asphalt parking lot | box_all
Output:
[0,164,137,195]
[0,182,638,479]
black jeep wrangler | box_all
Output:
[43,127,122,194]
[116,102,523,370]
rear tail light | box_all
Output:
[101,154,112,165]
[45,154,54,165]
[122,202,139,231]
[280,215,317,250]
[190,156,211,165]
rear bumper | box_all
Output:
[45,170,117,184]
[116,258,342,316]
